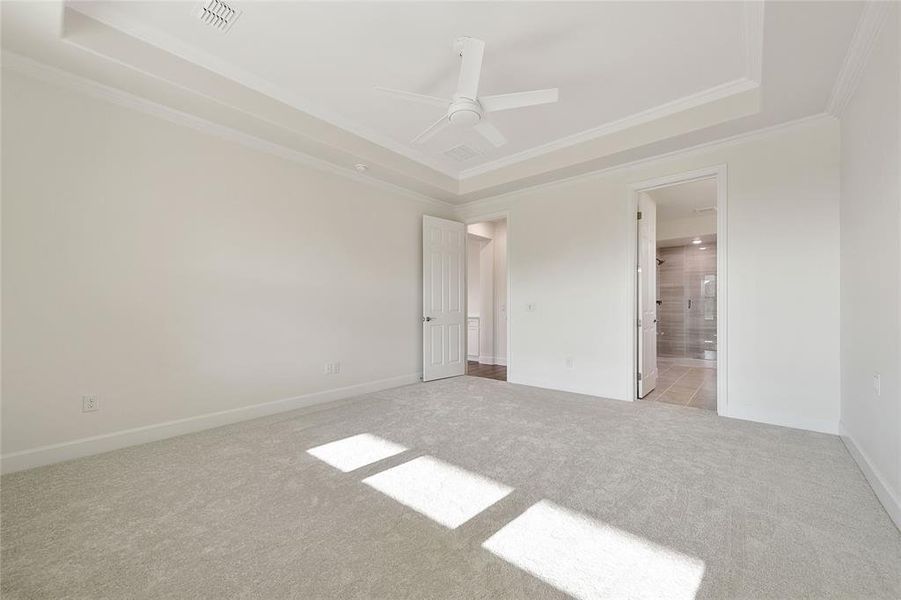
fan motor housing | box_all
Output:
[448,98,482,126]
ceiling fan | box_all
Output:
[375,37,559,148]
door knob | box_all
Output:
[423,316,434,322]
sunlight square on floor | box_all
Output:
[306,433,407,472]
[362,455,513,529]
[483,500,705,600]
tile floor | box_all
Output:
[640,357,716,411]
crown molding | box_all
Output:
[66,2,766,186]
[458,77,760,180]
[826,1,891,117]
[455,112,835,215]
[459,2,764,181]
[64,3,462,180]
[1,51,455,210]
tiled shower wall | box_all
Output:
[656,243,717,360]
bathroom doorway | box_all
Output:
[633,168,725,412]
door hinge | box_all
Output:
[637,211,643,220]
[637,372,643,381]
[637,318,642,327]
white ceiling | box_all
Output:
[68,1,748,177]
[0,1,866,204]
[648,179,717,221]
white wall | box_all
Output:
[478,236,495,363]
[0,70,452,469]
[838,5,901,527]
[467,236,481,318]
[0,56,849,474]
[459,117,841,433]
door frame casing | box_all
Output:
[627,165,728,415]
[463,210,512,379]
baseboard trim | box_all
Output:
[0,373,421,475]
[722,405,839,435]
[508,376,627,401]
[840,422,901,532]
[478,356,507,366]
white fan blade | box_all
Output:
[374,87,448,109]
[480,88,558,113]
[474,120,507,147]
[413,114,451,145]
[455,37,485,100]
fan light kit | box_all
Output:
[375,37,559,148]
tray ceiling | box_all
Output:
[1,1,865,203]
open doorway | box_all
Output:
[466,218,507,381]
[635,174,721,411]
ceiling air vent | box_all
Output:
[196,0,242,33]
[694,206,717,215]
[444,145,480,162]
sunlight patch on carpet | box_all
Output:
[483,500,705,600]
[363,456,513,529]
[306,433,407,472]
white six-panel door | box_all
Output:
[422,216,466,381]
[637,193,658,398]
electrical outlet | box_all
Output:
[565,356,574,369]
[82,395,99,412]
[873,373,881,397]
[323,362,341,375]
[527,303,537,312]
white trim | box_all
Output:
[628,166,728,417]
[840,423,901,531]
[456,113,834,215]
[0,373,422,474]
[724,405,838,435]
[826,1,892,116]
[458,78,759,180]
[512,377,610,400]
[0,52,455,211]
[476,355,507,366]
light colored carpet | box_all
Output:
[2,376,899,599]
